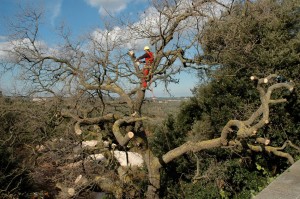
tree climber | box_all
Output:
[135,46,154,90]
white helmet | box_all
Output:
[144,46,150,50]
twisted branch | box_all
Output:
[112,117,148,146]
[160,74,296,166]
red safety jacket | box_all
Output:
[145,51,154,66]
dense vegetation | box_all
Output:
[150,0,300,198]
[0,97,62,198]
[0,0,299,198]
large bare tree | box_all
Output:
[1,1,299,198]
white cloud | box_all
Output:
[90,25,148,53]
[0,41,14,61]
[0,38,50,62]
[47,0,62,26]
[0,36,7,42]
[84,0,131,16]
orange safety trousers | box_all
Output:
[142,68,149,88]
[142,66,152,88]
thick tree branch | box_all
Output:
[159,75,295,168]
[112,117,148,146]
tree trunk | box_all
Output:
[133,90,149,148]
[144,150,162,199]
[134,89,145,116]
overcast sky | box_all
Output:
[0,0,198,97]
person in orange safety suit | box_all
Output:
[135,46,154,90]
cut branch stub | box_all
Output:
[256,137,270,145]
[128,131,134,139]
[75,122,82,135]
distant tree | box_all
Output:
[0,1,299,199]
